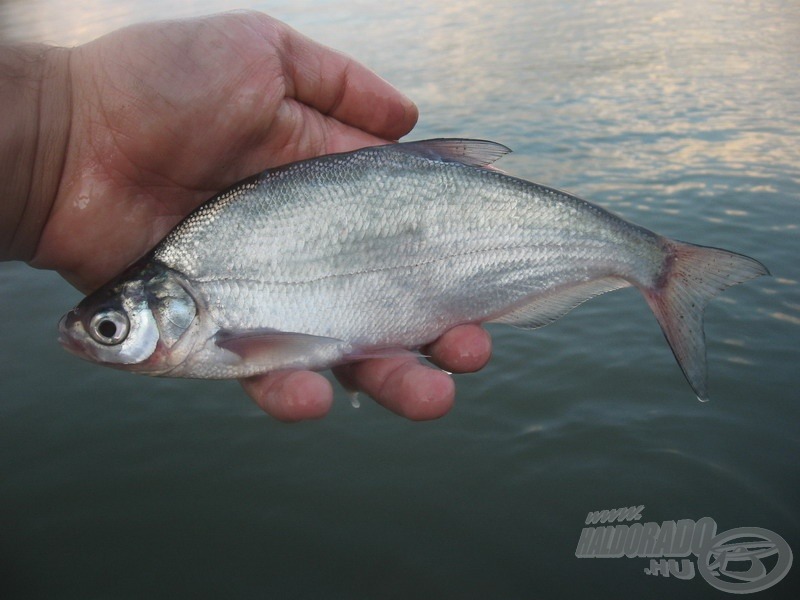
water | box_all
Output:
[2,1,799,597]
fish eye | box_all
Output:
[88,309,130,345]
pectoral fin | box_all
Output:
[213,328,348,371]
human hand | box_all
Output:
[31,10,418,290]
[11,11,492,420]
[243,325,492,422]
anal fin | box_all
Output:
[489,277,630,329]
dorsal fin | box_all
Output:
[394,138,512,168]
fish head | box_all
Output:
[58,263,198,374]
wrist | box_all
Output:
[0,44,72,262]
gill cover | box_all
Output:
[58,264,197,370]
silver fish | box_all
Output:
[58,139,768,399]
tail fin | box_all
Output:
[643,240,769,401]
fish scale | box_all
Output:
[59,139,768,399]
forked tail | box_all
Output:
[643,240,769,400]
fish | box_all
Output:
[58,139,769,400]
